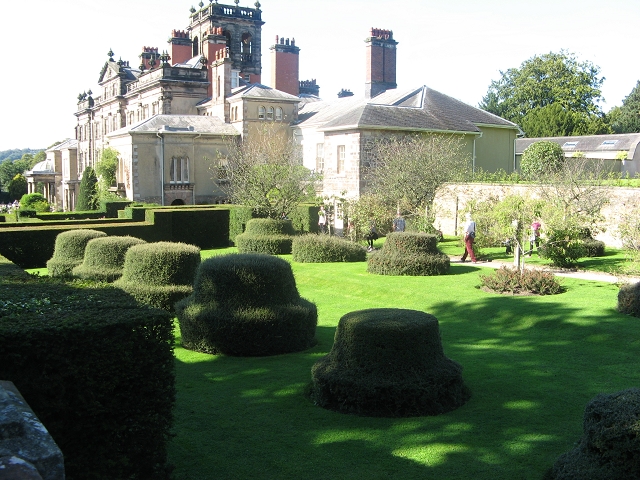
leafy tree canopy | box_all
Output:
[480,51,607,136]
[215,127,321,219]
[95,147,119,192]
[8,174,27,201]
[521,104,611,138]
[520,141,565,179]
[611,80,640,133]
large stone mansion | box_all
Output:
[33,0,520,232]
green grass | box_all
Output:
[168,247,640,480]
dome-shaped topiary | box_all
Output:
[367,232,449,276]
[292,234,366,263]
[544,388,640,480]
[521,140,565,179]
[235,218,296,255]
[114,242,201,311]
[617,282,640,318]
[46,229,107,277]
[72,236,147,282]
[310,308,470,417]
[175,253,317,356]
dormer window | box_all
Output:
[563,141,578,148]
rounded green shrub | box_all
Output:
[236,218,296,255]
[310,308,471,417]
[521,140,565,179]
[175,253,317,356]
[114,242,201,311]
[617,282,640,317]
[544,388,640,480]
[46,229,107,277]
[538,230,586,268]
[367,232,449,276]
[582,238,605,257]
[19,192,50,212]
[72,236,147,282]
[292,234,366,263]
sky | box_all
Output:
[1,0,639,151]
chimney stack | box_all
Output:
[270,35,300,96]
[364,28,397,99]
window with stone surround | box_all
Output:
[258,106,265,120]
[267,107,274,120]
[316,143,324,171]
[337,145,345,174]
[170,157,189,184]
[275,107,283,121]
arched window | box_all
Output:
[267,107,274,120]
[241,33,252,62]
[275,107,283,121]
[258,106,265,120]
[192,36,199,56]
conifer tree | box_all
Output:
[76,166,99,211]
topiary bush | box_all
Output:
[235,218,296,255]
[114,242,201,312]
[367,232,449,276]
[46,229,107,277]
[0,274,175,480]
[310,308,471,417]
[480,266,564,295]
[544,388,640,480]
[617,282,640,317]
[72,236,147,282]
[19,192,50,213]
[175,253,317,356]
[582,238,605,257]
[292,234,366,263]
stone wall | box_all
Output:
[433,183,638,248]
[0,381,64,480]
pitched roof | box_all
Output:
[107,114,240,137]
[295,86,518,133]
[46,139,78,152]
[516,133,640,158]
[228,83,301,102]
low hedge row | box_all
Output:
[292,234,366,263]
[0,271,175,480]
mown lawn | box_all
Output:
[168,248,640,480]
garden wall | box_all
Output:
[433,183,637,248]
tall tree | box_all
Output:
[611,80,640,133]
[214,127,321,219]
[480,51,607,136]
[95,147,119,194]
[8,174,27,201]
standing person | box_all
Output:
[365,221,378,251]
[460,212,477,263]
[318,205,327,234]
[529,220,541,255]
[392,212,406,232]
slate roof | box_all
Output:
[107,114,240,137]
[46,139,78,152]
[295,86,518,133]
[228,83,301,101]
[516,133,640,157]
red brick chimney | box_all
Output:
[139,46,160,71]
[365,28,398,99]
[168,30,192,65]
[270,36,300,96]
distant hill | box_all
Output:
[0,148,44,163]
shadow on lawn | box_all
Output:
[169,292,640,480]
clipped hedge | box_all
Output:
[582,238,605,257]
[367,232,450,276]
[0,273,175,480]
[46,229,107,278]
[292,234,367,263]
[617,282,640,317]
[114,242,201,312]
[72,236,147,282]
[544,388,640,480]
[175,253,317,356]
[236,218,296,255]
[310,308,471,417]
